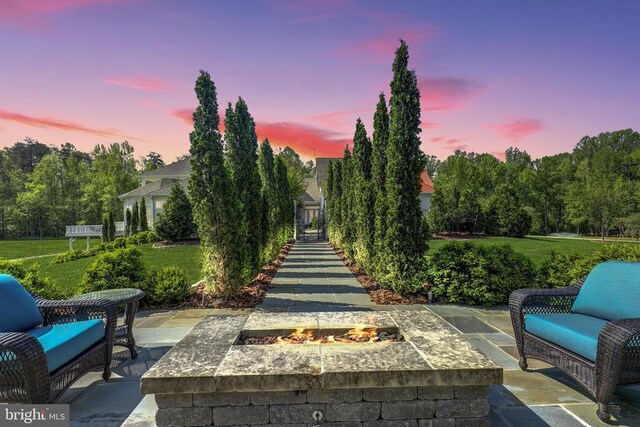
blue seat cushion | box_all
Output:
[24,319,105,373]
[525,313,608,362]
[572,261,640,320]
[0,274,44,333]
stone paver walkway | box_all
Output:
[57,240,640,426]
[258,240,374,312]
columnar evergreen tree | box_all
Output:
[125,208,132,237]
[330,160,343,244]
[139,197,149,232]
[258,139,278,260]
[372,93,390,277]
[189,70,246,295]
[274,156,293,245]
[108,211,116,242]
[382,40,428,293]
[155,184,196,241]
[101,213,110,242]
[352,119,374,269]
[325,161,335,238]
[225,98,262,274]
[131,201,139,235]
[340,146,355,256]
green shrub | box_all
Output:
[53,249,88,264]
[0,260,69,300]
[428,242,536,306]
[82,247,146,292]
[154,184,196,242]
[128,230,157,245]
[147,267,190,305]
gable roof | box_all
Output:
[421,171,435,193]
[119,178,183,199]
[315,157,340,187]
[139,157,191,180]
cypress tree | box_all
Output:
[125,208,132,237]
[139,197,149,232]
[189,70,246,295]
[383,40,428,293]
[131,201,139,235]
[372,92,390,277]
[101,213,110,242]
[225,98,262,274]
[274,156,293,245]
[325,161,334,239]
[352,118,374,269]
[258,139,278,260]
[341,146,355,256]
[108,211,116,241]
[330,159,343,245]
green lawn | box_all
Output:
[428,236,628,265]
[0,238,101,260]
[23,243,202,294]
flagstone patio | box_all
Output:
[61,241,640,426]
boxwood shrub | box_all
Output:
[428,241,536,306]
[147,267,190,305]
[82,247,146,293]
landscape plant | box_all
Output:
[82,246,146,292]
[147,266,190,305]
[139,198,148,232]
[131,201,139,235]
[154,184,196,242]
[0,259,68,299]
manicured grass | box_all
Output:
[0,238,101,260]
[428,236,634,265]
[23,243,202,295]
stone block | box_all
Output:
[319,423,362,427]
[155,393,192,408]
[419,419,455,427]
[251,390,307,405]
[307,388,363,403]
[417,386,454,400]
[363,387,417,402]
[192,391,250,407]
[455,417,489,427]
[156,407,211,427]
[211,405,269,426]
[364,420,418,427]
[381,400,435,420]
[453,386,489,399]
[269,403,325,424]
[435,399,489,418]
[326,402,381,422]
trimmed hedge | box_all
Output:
[54,231,159,264]
[147,267,190,305]
[81,247,146,293]
[428,242,537,306]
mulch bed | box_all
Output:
[331,244,429,305]
[185,241,295,309]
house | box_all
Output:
[300,157,338,227]
[119,157,190,228]
[420,170,435,216]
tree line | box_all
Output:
[428,129,640,240]
[188,70,307,295]
[325,40,429,294]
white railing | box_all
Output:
[65,222,125,237]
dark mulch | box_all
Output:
[185,241,295,309]
[330,244,429,305]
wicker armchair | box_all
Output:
[510,273,640,422]
[0,295,117,404]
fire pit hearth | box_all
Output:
[141,311,502,427]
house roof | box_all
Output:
[421,171,435,193]
[315,157,340,188]
[139,157,191,180]
[119,178,185,199]
[302,176,321,202]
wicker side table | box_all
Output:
[72,288,144,359]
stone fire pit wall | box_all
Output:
[141,311,503,427]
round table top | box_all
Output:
[71,288,144,304]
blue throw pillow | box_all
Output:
[0,274,44,332]
[572,261,640,320]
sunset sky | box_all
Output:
[1,0,639,162]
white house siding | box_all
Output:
[420,193,432,216]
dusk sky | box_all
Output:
[1,0,639,162]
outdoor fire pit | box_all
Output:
[141,311,502,427]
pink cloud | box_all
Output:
[0,108,145,141]
[171,108,348,158]
[333,28,435,59]
[306,109,370,129]
[491,151,507,161]
[485,117,544,141]
[419,78,482,111]
[0,0,119,24]
[105,76,172,92]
